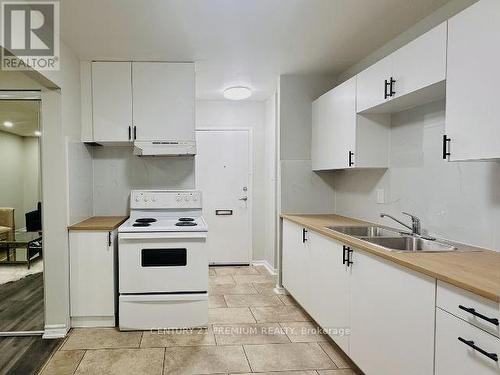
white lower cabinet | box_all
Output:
[69,229,117,327]
[435,308,500,375]
[308,231,351,353]
[282,220,309,307]
[349,250,436,375]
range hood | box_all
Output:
[133,141,196,156]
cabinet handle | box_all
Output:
[134,126,137,140]
[108,232,112,247]
[302,228,308,243]
[342,245,348,265]
[442,135,451,160]
[458,337,498,362]
[128,126,131,140]
[348,151,354,167]
[347,248,353,266]
[458,305,499,326]
[389,77,396,97]
[384,79,390,99]
[343,245,353,266]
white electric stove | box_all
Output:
[118,190,208,331]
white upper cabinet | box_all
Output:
[356,22,447,114]
[132,62,195,142]
[356,55,393,113]
[392,22,447,99]
[446,0,500,161]
[312,76,390,170]
[92,62,133,143]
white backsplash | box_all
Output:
[333,100,500,251]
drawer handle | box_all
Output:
[459,305,499,326]
[458,337,498,362]
[302,228,308,243]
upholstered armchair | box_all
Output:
[0,208,15,241]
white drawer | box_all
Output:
[436,308,500,375]
[437,281,499,337]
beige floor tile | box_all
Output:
[163,345,251,374]
[224,294,283,307]
[209,268,216,276]
[318,370,358,375]
[209,283,258,295]
[75,348,164,375]
[243,343,336,372]
[209,295,227,308]
[252,282,278,295]
[280,321,328,343]
[250,305,311,323]
[278,294,298,306]
[209,307,256,324]
[40,350,85,375]
[213,323,289,345]
[233,274,275,284]
[214,266,260,275]
[253,265,273,276]
[319,341,352,369]
[209,275,235,285]
[61,328,142,350]
[237,372,317,375]
[141,327,215,348]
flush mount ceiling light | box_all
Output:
[34,130,42,136]
[223,86,252,100]
[3,121,13,128]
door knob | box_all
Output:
[238,196,248,201]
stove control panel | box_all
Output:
[130,190,202,209]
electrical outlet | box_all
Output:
[376,189,385,204]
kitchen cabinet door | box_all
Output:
[356,55,392,113]
[392,22,447,99]
[69,230,117,327]
[312,77,356,170]
[132,62,195,142]
[349,250,435,375]
[435,308,500,375]
[92,62,132,142]
[282,220,309,307]
[446,0,500,161]
[308,231,350,353]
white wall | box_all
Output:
[334,100,500,251]
[278,74,337,214]
[196,100,267,262]
[264,94,277,268]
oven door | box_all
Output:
[118,232,208,294]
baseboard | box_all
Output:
[251,260,277,276]
[43,324,69,339]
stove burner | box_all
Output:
[178,217,195,222]
[175,221,198,227]
[135,218,157,223]
[133,222,151,227]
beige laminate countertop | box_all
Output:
[67,216,128,231]
[281,214,500,303]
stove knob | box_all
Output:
[176,195,181,201]
[192,194,198,201]
[144,196,149,202]
[135,197,140,202]
[184,195,189,201]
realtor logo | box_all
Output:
[1,0,60,70]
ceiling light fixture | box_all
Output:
[3,121,13,128]
[223,86,252,100]
[34,130,42,136]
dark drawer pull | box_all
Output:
[459,305,499,326]
[302,228,308,243]
[458,337,498,362]
[216,210,233,216]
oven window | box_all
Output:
[141,248,187,267]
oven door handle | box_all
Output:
[120,293,208,302]
[119,232,207,240]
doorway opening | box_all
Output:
[0,94,44,336]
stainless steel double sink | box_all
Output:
[326,225,458,253]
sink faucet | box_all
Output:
[380,212,421,236]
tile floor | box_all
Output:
[40,265,358,375]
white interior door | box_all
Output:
[195,130,252,264]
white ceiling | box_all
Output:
[60,0,450,101]
[0,100,40,137]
